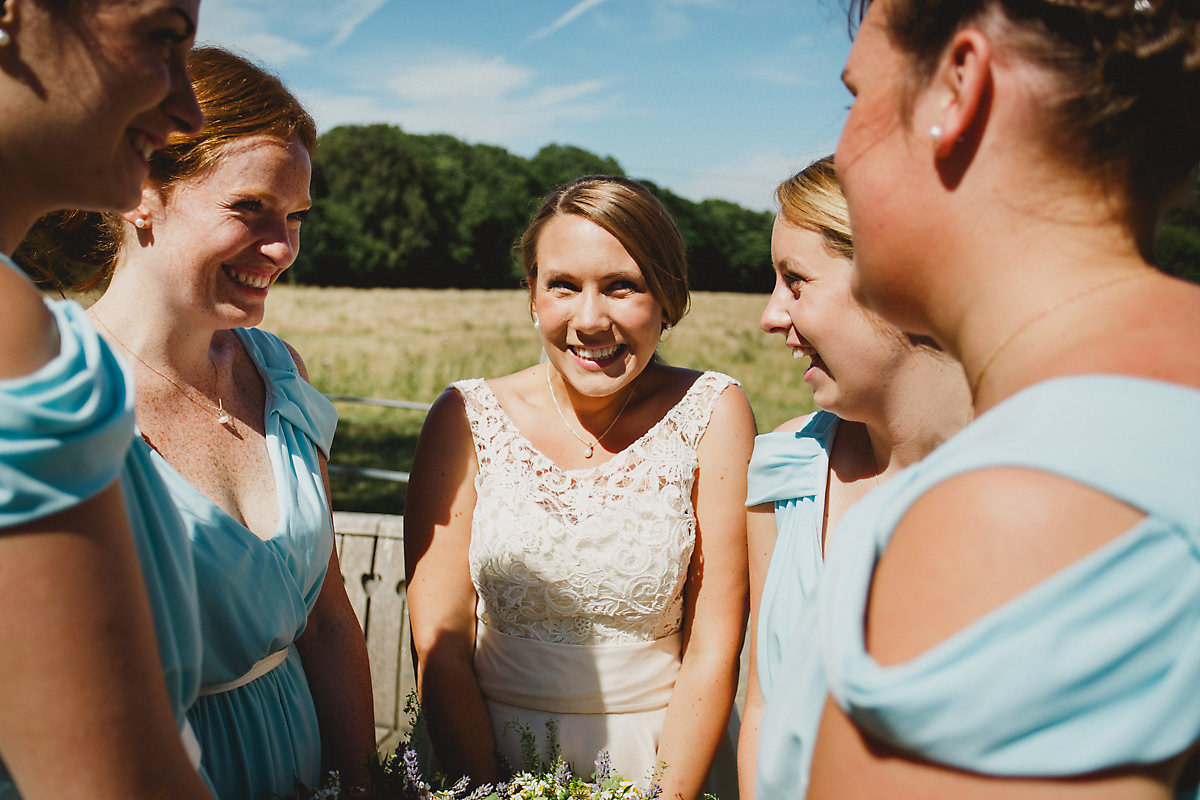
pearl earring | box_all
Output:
[134,217,148,229]
[0,29,11,47]
[929,124,943,142]
[533,317,540,329]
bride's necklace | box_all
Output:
[92,314,234,428]
[545,367,637,458]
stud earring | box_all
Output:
[0,28,11,47]
[929,124,943,142]
[532,317,540,329]
[134,217,148,229]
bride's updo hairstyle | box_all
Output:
[518,175,691,330]
[850,0,1200,212]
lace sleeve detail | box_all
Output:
[450,378,506,474]
[671,371,739,450]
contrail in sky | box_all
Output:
[527,0,613,43]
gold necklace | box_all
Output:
[969,271,1150,398]
[545,367,637,458]
[92,314,234,428]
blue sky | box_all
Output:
[195,1,853,212]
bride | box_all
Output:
[405,175,755,798]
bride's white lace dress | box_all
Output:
[453,371,738,788]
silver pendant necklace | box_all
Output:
[545,367,636,458]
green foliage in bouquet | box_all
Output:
[279,693,666,800]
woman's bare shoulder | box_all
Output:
[773,411,822,434]
[0,267,58,379]
[866,466,1144,667]
[482,365,540,403]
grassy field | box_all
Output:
[258,286,816,513]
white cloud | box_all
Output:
[665,147,834,211]
[527,0,613,43]
[295,88,396,133]
[195,31,311,66]
[298,51,618,151]
[384,56,534,103]
[196,0,389,66]
[329,0,390,48]
[646,0,721,40]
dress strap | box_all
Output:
[198,647,290,697]
[234,327,337,458]
[451,378,504,472]
[746,410,838,507]
[0,299,135,527]
[671,371,739,450]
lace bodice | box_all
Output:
[457,371,738,645]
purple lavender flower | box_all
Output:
[402,746,430,792]
[593,751,611,782]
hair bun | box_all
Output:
[1008,0,1200,204]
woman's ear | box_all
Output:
[926,27,992,161]
[0,0,19,50]
[119,186,161,231]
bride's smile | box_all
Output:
[532,213,665,401]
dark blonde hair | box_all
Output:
[775,156,854,261]
[850,0,1200,211]
[21,47,315,287]
[518,175,690,327]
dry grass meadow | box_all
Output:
[258,286,816,512]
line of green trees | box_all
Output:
[293,123,1199,290]
[290,124,775,292]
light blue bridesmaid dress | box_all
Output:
[146,326,338,800]
[745,410,837,699]
[0,265,203,797]
[757,376,1200,799]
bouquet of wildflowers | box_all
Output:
[287,742,656,800]
[283,699,661,800]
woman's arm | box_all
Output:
[403,389,501,785]
[0,484,214,800]
[655,386,756,800]
[285,341,376,787]
[736,502,777,800]
[295,455,377,789]
[808,468,1176,799]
